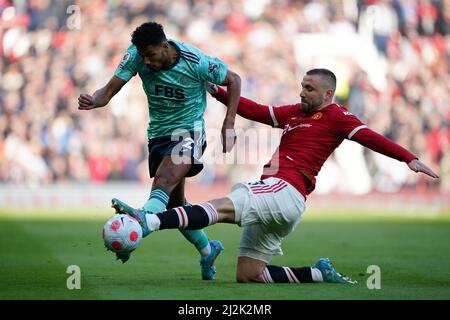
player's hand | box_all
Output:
[407,159,439,178]
[221,123,236,153]
[78,93,100,110]
[205,81,218,96]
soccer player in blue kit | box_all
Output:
[78,22,241,280]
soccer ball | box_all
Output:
[102,214,143,254]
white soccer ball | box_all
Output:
[102,214,143,254]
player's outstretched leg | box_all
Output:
[112,198,151,237]
[113,199,227,279]
[199,240,224,280]
[313,258,357,284]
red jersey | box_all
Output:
[214,88,417,198]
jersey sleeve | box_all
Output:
[114,47,139,82]
[333,108,368,139]
[214,87,298,127]
[270,105,301,128]
[335,107,417,163]
[352,128,417,163]
[197,54,228,85]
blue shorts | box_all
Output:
[148,130,207,178]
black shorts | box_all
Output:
[148,130,207,178]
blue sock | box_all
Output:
[179,199,210,256]
[143,187,169,213]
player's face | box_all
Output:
[138,43,170,72]
[299,75,327,114]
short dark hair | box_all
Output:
[131,22,166,49]
[306,68,337,91]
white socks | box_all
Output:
[145,214,161,231]
[199,243,211,257]
[311,267,324,282]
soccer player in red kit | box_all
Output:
[114,69,438,284]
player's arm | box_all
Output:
[78,76,127,110]
[351,128,439,178]
[207,83,296,127]
[218,69,241,152]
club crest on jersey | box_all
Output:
[121,52,131,63]
[311,112,322,120]
[208,62,219,76]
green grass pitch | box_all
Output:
[1,207,449,300]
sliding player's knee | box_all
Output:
[236,274,250,283]
[236,256,267,283]
[235,269,263,283]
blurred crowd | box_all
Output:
[0,0,449,194]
